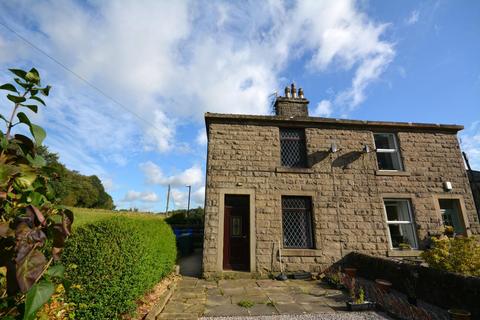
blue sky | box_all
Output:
[0,1,479,212]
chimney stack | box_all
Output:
[274,83,309,117]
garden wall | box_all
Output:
[339,252,480,318]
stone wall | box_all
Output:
[339,252,480,319]
[203,118,480,276]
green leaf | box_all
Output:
[7,94,26,103]
[9,68,27,79]
[25,68,40,85]
[0,83,18,93]
[17,112,31,126]
[23,280,55,320]
[21,104,38,113]
[30,124,46,146]
[30,96,45,106]
[15,172,37,189]
[15,78,29,89]
[0,114,8,124]
[40,85,51,96]
[27,154,46,168]
[0,164,19,187]
[45,264,65,279]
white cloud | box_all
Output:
[196,129,208,146]
[170,186,205,209]
[312,100,332,117]
[122,190,159,202]
[461,122,480,170]
[140,161,203,187]
[405,10,420,25]
[193,186,205,205]
[0,0,395,175]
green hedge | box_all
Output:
[62,216,176,319]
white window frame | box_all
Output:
[383,199,418,249]
[374,133,404,171]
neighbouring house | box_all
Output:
[202,84,480,277]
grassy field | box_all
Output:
[71,207,165,229]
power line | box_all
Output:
[0,20,161,131]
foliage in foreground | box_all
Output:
[421,236,480,277]
[62,216,177,319]
[0,68,73,319]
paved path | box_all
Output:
[156,277,392,320]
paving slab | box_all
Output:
[231,294,270,304]
[274,302,308,315]
[204,304,250,317]
[247,303,279,316]
[206,294,231,306]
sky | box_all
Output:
[0,0,479,212]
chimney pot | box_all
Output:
[284,86,291,98]
[298,88,304,99]
[291,83,297,98]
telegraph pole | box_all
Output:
[186,185,191,217]
[165,184,170,216]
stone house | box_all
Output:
[202,84,480,277]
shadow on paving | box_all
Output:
[179,248,203,277]
[156,273,393,320]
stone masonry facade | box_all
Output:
[202,86,480,277]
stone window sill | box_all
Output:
[375,170,411,177]
[276,167,314,174]
[387,249,422,257]
[282,249,321,257]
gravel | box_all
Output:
[201,311,393,320]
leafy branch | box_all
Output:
[0,68,73,320]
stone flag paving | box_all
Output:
[156,277,391,320]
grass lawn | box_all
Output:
[71,207,165,229]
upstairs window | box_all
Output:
[280,128,307,168]
[374,133,403,171]
[282,196,314,249]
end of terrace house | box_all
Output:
[202,83,480,278]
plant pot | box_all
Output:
[448,309,471,320]
[346,301,375,311]
[375,279,392,292]
[344,267,357,277]
[407,296,417,306]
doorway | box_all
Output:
[223,195,250,271]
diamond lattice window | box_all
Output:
[280,128,307,168]
[282,196,313,249]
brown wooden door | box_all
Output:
[223,195,250,271]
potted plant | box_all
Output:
[399,242,412,250]
[444,225,454,237]
[346,284,374,311]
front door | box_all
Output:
[223,195,250,271]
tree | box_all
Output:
[0,68,72,319]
